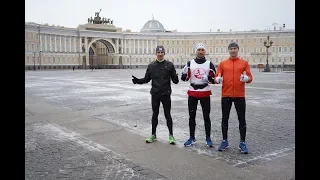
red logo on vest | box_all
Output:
[193,68,206,79]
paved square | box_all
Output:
[25,68,295,177]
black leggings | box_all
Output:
[188,96,211,139]
[151,95,173,136]
[221,97,246,141]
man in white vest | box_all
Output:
[181,43,216,147]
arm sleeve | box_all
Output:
[208,62,216,84]
[136,65,151,84]
[181,61,191,81]
[170,63,179,84]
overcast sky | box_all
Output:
[25,0,295,32]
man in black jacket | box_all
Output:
[132,45,179,144]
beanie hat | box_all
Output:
[195,43,206,51]
[156,45,165,54]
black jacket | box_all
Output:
[136,60,179,96]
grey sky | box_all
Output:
[25,0,295,32]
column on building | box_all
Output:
[74,37,76,52]
[79,36,82,53]
[54,36,57,52]
[116,39,119,54]
[44,34,47,51]
[146,40,149,54]
[85,37,88,53]
[124,39,127,54]
[137,39,140,54]
[129,39,131,54]
[142,39,144,54]
[69,37,72,53]
[60,36,62,52]
[65,36,67,52]
[133,39,135,54]
[121,39,124,54]
[49,35,52,52]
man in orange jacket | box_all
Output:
[215,42,253,154]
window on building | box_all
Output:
[290,57,293,62]
[278,47,282,53]
[216,47,218,53]
[279,57,281,62]
[272,57,274,62]
[290,46,293,52]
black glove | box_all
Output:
[132,75,138,84]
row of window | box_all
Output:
[25,43,80,52]
[122,56,294,64]
[25,56,79,64]
[159,38,294,45]
[120,46,295,54]
[25,33,79,43]
[122,38,295,46]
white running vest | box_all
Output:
[189,59,211,92]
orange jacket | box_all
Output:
[215,57,253,97]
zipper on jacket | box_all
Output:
[233,59,234,97]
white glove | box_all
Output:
[182,64,189,75]
[201,74,208,81]
[240,71,250,82]
[215,73,223,84]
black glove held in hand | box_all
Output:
[132,75,138,84]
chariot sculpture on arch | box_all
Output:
[87,9,114,25]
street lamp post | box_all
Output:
[33,52,36,71]
[39,51,42,70]
[263,35,273,72]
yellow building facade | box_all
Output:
[25,19,295,70]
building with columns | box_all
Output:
[25,16,295,70]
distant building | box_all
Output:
[25,14,295,70]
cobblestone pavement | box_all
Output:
[25,121,168,180]
[25,68,295,179]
